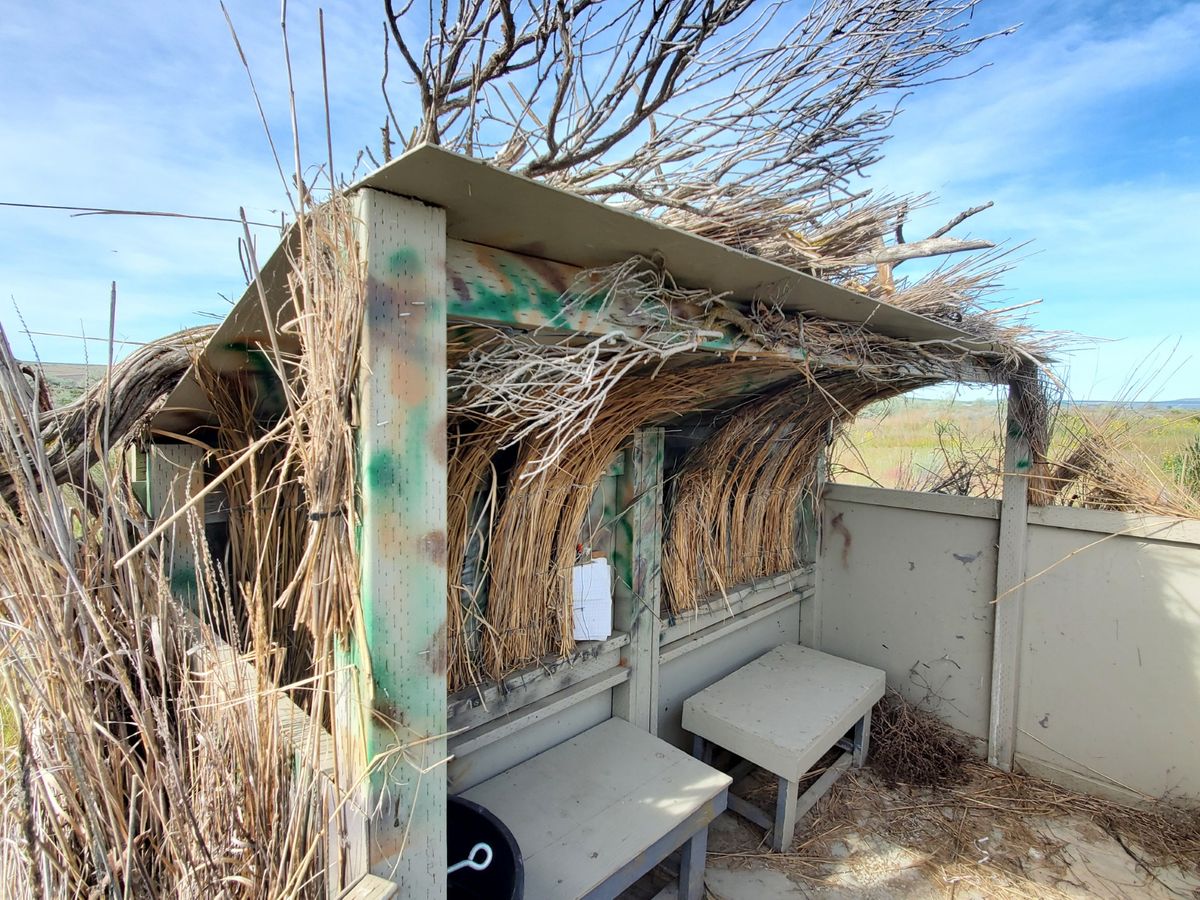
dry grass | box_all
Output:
[833,394,1200,518]
[0,186,370,900]
[0,326,327,897]
[663,374,932,614]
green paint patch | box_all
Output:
[449,266,568,327]
[1016,457,1031,470]
[366,451,397,491]
[388,247,422,275]
[170,566,197,597]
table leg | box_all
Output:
[852,708,871,767]
[773,775,799,852]
[678,824,709,900]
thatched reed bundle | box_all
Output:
[432,243,1056,687]
[479,358,801,678]
[662,372,939,614]
[0,325,214,511]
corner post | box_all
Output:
[988,377,1033,771]
[349,188,448,892]
[613,427,665,732]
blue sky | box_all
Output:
[1,0,1197,401]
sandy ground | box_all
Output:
[626,765,1200,900]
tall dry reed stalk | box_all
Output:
[0,323,327,898]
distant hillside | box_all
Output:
[18,361,108,406]
[1077,398,1200,411]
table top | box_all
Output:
[462,717,731,900]
[682,643,885,781]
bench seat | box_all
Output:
[462,717,730,900]
[683,644,884,851]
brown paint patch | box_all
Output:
[372,696,402,727]
[450,272,471,304]
[476,247,517,290]
[370,825,409,865]
[431,414,448,463]
[830,512,853,568]
[424,624,448,674]
[390,356,427,405]
[524,256,571,295]
[424,529,447,566]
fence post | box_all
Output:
[799,444,827,649]
[988,377,1034,771]
[145,444,204,605]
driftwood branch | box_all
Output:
[929,201,994,240]
[849,237,995,267]
[0,326,215,510]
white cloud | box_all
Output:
[875,3,1200,197]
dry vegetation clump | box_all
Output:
[868,689,973,788]
[0,328,327,898]
[1042,408,1200,518]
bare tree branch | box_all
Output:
[928,200,995,240]
[379,0,1015,285]
[848,237,995,266]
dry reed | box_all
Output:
[0,324,326,898]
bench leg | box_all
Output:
[678,825,709,900]
[772,775,799,852]
[852,708,871,767]
[691,733,712,766]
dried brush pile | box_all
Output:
[1043,410,1200,518]
[720,692,1198,896]
[0,328,327,898]
[869,689,973,788]
[0,193,370,898]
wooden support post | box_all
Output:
[145,444,204,604]
[773,776,800,852]
[799,445,827,649]
[852,709,871,767]
[613,427,665,732]
[345,188,448,893]
[988,378,1032,771]
[677,826,709,900]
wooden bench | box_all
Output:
[682,644,884,851]
[461,717,731,900]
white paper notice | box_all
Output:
[572,557,613,642]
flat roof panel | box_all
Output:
[359,144,991,349]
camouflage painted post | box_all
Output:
[347,188,448,893]
[613,427,665,731]
[145,443,203,606]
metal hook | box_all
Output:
[447,841,493,875]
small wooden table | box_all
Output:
[462,717,731,899]
[683,644,884,851]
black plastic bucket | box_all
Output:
[448,795,524,900]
